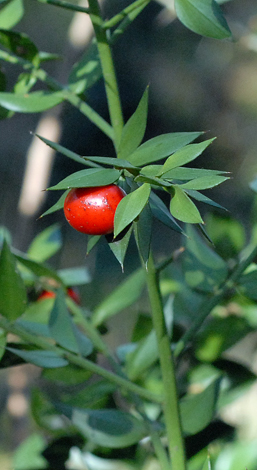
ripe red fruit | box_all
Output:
[63,185,126,235]
[38,288,80,304]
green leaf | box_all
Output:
[159,139,215,175]
[0,91,64,113]
[185,189,227,211]
[92,268,146,327]
[125,330,158,380]
[0,0,24,29]
[43,364,91,385]
[0,29,38,62]
[126,131,202,166]
[48,168,121,190]
[108,224,133,270]
[72,409,147,448]
[36,134,88,166]
[0,240,27,320]
[27,224,62,262]
[202,455,212,470]
[83,155,139,172]
[57,266,91,286]
[149,191,183,233]
[68,38,102,94]
[39,191,68,218]
[14,72,37,94]
[0,329,6,361]
[14,250,64,285]
[49,290,93,356]
[87,235,101,254]
[170,186,203,223]
[174,0,231,39]
[162,167,229,181]
[7,347,68,368]
[196,316,252,362]
[238,268,257,301]
[179,175,229,190]
[114,183,151,237]
[182,225,228,292]
[12,433,47,470]
[134,203,152,265]
[180,378,221,435]
[118,86,148,160]
[135,173,172,188]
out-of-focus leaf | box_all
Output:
[174,0,231,39]
[72,408,147,448]
[149,191,183,233]
[92,268,146,327]
[215,440,257,470]
[118,86,148,160]
[12,433,47,470]
[134,203,152,265]
[201,455,212,470]
[48,168,121,190]
[14,72,37,94]
[27,224,62,262]
[0,91,63,112]
[159,139,214,175]
[180,378,221,435]
[0,29,38,61]
[206,213,245,259]
[49,290,93,356]
[14,250,64,285]
[57,266,91,286]
[114,183,151,237]
[125,330,158,380]
[7,347,68,368]
[170,186,203,224]
[0,329,6,361]
[195,316,252,362]
[61,380,116,409]
[68,38,101,94]
[43,364,91,385]
[0,239,27,320]
[126,131,202,166]
[181,225,228,292]
[0,0,24,29]
[238,267,257,301]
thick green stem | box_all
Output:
[145,252,186,470]
[88,0,124,150]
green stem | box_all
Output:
[0,315,163,404]
[38,0,90,13]
[174,243,257,358]
[145,252,186,470]
[88,0,124,151]
[103,0,150,29]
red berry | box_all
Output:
[63,185,126,235]
[38,288,80,304]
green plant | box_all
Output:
[0,1,257,470]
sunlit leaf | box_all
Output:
[159,139,215,175]
[118,86,148,159]
[170,186,203,223]
[179,175,229,190]
[0,29,38,62]
[68,38,102,94]
[0,0,24,29]
[92,268,146,327]
[114,183,151,237]
[174,0,231,39]
[126,131,202,166]
[48,168,121,190]
[27,224,62,262]
[0,91,63,113]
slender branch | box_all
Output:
[38,0,90,13]
[174,243,257,358]
[145,252,186,470]
[87,0,124,150]
[103,0,150,29]
[110,0,151,45]
[0,315,163,404]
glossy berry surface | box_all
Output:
[63,185,126,235]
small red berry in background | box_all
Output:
[38,288,80,304]
[63,184,126,236]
